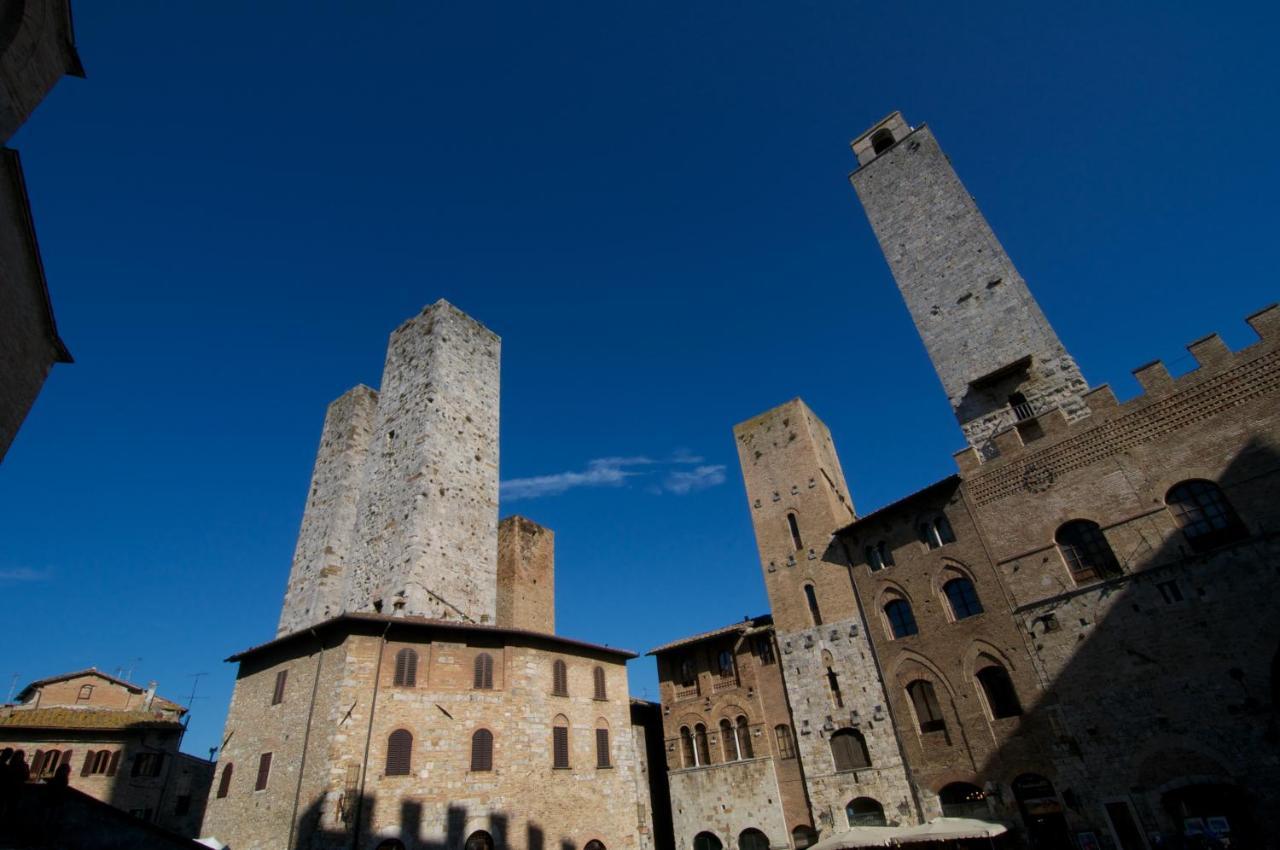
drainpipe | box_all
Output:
[288,628,327,849]
[351,621,391,850]
[835,535,926,824]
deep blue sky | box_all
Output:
[2,2,1276,757]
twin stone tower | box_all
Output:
[276,301,550,638]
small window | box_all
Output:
[216,763,233,799]
[473,653,494,690]
[884,599,918,638]
[847,797,887,827]
[680,726,696,767]
[754,635,776,665]
[736,716,754,758]
[77,684,93,702]
[593,666,607,700]
[827,666,844,708]
[943,577,984,620]
[471,729,493,772]
[830,728,871,771]
[386,729,412,776]
[975,664,1023,718]
[1156,579,1183,604]
[804,585,823,626]
[1055,520,1121,582]
[595,727,611,768]
[553,659,569,696]
[787,513,803,550]
[552,721,570,769]
[394,648,418,687]
[740,829,770,850]
[254,752,272,791]
[271,670,288,705]
[866,540,894,571]
[870,128,896,155]
[132,752,164,778]
[774,724,795,759]
[906,680,946,734]
[919,515,956,549]
[1166,479,1248,552]
[694,723,711,765]
[716,649,735,678]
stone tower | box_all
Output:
[277,300,500,635]
[848,112,1089,454]
[734,399,917,829]
[496,515,555,634]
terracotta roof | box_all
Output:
[831,474,961,537]
[15,668,184,712]
[227,611,638,663]
[0,707,183,731]
[647,614,772,655]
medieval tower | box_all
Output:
[848,112,1089,455]
[277,299,501,635]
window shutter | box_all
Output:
[385,730,412,776]
[216,763,233,798]
[107,750,121,777]
[474,653,493,690]
[553,660,567,696]
[596,728,610,768]
[255,752,272,790]
[81,751,94,777]
[60,749,73,769]
[552,726,569,768]
[593,667,606,700]
[272,670,287,705]
[395,648,418,687]
[471,729,493,772]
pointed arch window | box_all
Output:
[943,577,983,620]
[473,652,494,690]
[1055,520,1121,582]
[393,648,418,687]
[830,728,871,771]
[884,599,918,638]
[906,680,946,733]
[1166,479,1247,552]
[975,663,1023,718]
[385,729,412,776]
[552,659,569,696]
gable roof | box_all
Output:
[647,614,773,656]
[15,668,184,712]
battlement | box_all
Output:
[956,304,1280,504]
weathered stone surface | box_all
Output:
[497,516,556,635]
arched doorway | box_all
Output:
[1012,774,1071,850]
[846,798,887,828]
[465,831,495,850]
[938,783,988,819]
[585,841,606,850]
[739,829,769,850]
[1161,783,1258,848]
[694,832,723,850]
[791,826,818,849]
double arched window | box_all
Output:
[1166,479,1247,552]
[393,648,418,687]
[975,663,1023,718]
[866,541,894,571]
[1055,520,1121,582]
[919,515,956,550]
[943,577,983,620]
[386,729,412,776]
[830,728,871,772]
[471,729,493,772]
[884,599,918,639]
[473,653,494,690]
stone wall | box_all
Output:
[668,759,788,850]
[0,0,83,145]
[497,516,555,635]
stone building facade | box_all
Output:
[0,669,214,837]
[205,302,663,850]
[0,0,81,461]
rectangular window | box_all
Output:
[255,753,272,791]
[132,752,164,778]
[271,670,288,705]
[754,636,775,665]
[553,727,570,769]
[77,684,93,702]
[1156,580,1183,604]
[596,728,611,768]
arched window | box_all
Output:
[870,128,896,154]
[593,665,607,700]
[465,831,494,850]
[906,680,946,733]
[470,728,493,772]
[215,762,233,798]
[393,648,418,687]
[552,716,570,768]
[739,829,770,850]
[787,513,803,550]
[975,664,1023,718]
[694,723,711,766]
[721,719,739,761]
[694,833,723,850]
[919,515,956,549]
[935,516,956,544]
[473,652,494,690]
[939,782,988,818]
[866,541,894,570]
[552,659,569,696]
[736,716,753,758]
[1166,479,1247,552]
[774,724,795,759]
[846,797,887,827]
[680,726,696,767]
[1055,520,1121,582]
[585,842,606,850]
[830,728,871,771]
[595,721,611,768]
[385,729,412,776]
[943,577,983,620]
[804,585,823,626]
[883,599,918,638]
[792,826,818,850]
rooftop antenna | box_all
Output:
[123,657,142,682]
[183,672,208,728]
[6,672,19,703]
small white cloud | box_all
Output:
[662,464,727,495]
[0,567,52,583]
[501,457,651,501]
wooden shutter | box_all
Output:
[471,729,493,772]
[81,751,94,777]
[272,670,288,705]
[593,667,606,700]
[107,750,121,777]
[385,730,412,776]
[216,762,233,798]
[60,749,72,770]
[255,752,272,790]
[474,653,493,689]
[552,726,569,768]
[595,728,610,768]
[553,660,567,696]
[395,648,417,687]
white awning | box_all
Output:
[810,818,1008,850]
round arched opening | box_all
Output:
[938,782,988,819]
[585,841,606,850]
[739,828,769,850]
[845,797,886,827]
[465,831,495,850]
[791,826,818,850]
[871,129,896,155]
[693,832,723,850]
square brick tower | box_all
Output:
[277,300,500,634]
[848,112,1089,455]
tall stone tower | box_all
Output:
[277,300,500,635]
[848,112,1088,454]
[734,399,916,830]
